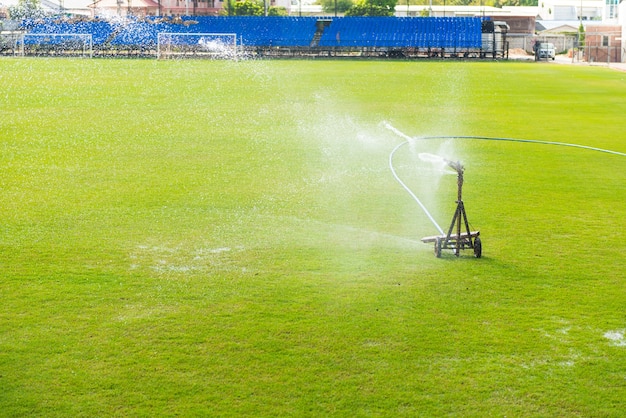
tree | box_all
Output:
[493,0,538,6]
[268,6,288,16]
[233,0,264,16]
[221,0,235,15]
[577,22,585,50]
[346,0,397,16]
[9,0,44,19]
[318,0,354,14]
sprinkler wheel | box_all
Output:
[473,236,482,258]
[435,238,442,258]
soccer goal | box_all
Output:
[0,32,24,56]
[157,33,239,60]
[19,33,93,58]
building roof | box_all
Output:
[536,21,580,33]
[536,19,606,31]
[89,0,160,9]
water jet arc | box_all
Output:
[389,141,446,235]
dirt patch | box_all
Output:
[509,48,530,56]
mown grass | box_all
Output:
[1,57,626,416]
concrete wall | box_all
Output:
[508,34,576,54]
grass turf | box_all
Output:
[1,58,626,416]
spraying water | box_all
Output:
[418,153,445,164]
[383,121,413,142]
[418,153,458,175]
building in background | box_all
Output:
[0,0,301,17]
[536,0,603,20]
[87,0,297,16]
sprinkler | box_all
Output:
[386,123,626,257]
[421,160,482,258]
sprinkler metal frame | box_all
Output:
[421,160,482,258]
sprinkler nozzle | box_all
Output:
[445,159,464,174]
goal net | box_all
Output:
[157,33,238,60]
[0,32,24,56]
[19,33,93,58]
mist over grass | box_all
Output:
[1,58,626,416]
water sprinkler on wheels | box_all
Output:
[421,159,482,258]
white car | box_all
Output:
[536,42,556,60]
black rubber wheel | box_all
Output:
[473,236,482,258]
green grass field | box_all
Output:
[1,57,626,416]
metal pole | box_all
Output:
[579,0,583,61]
[456,170,463,255]
[457,166,463,203]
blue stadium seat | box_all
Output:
[21,16,483,50]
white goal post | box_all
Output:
[157,32,239,60]
[18,33,93,58]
